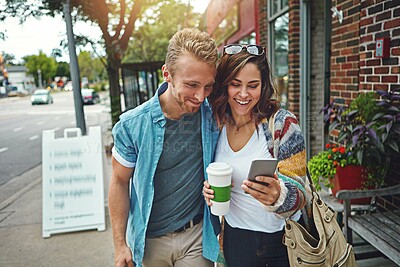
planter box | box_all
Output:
[331,165,372,204]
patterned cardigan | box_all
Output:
[260,109,311,219]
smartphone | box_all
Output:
[247,158,278,186]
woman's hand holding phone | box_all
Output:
[242,158,281,206]
[241,174,281,206]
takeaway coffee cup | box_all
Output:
[206,162,233,216]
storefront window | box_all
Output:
[272,13,288,108]
[269,1,289,109]
[238,32,256,44]
[270,0,279,17]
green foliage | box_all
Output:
[78,50,106,83]
[373,88,400,156]
[316,91,400,190]
[2,0,147,126]
[90,81,109,92]
[322,93,385,167]
[55,61,70,78]
[309,151,335,191]
[348,92,383,124]
[308,144,358,190]
[23,51,58,87]
[2,0,204,126]
[1,52,16,65]
[124,0,201,63]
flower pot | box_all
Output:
[331,165,372,204]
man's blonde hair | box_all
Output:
[165,28,218,76]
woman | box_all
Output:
[204,44,309,267]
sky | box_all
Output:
[0,0,209,63]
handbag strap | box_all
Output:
[306,167,317,194]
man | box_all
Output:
[109,28,221,267]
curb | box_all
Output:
[0,164,42,210]
[0,177,41,211]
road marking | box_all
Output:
[28,111,75,115]
[53,127,61,131]
[29,135,39,141]
[13,127,23,132]
[0,147,9,153]
[70,121,75,125]
[37,121,45,125]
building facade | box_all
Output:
[3,66,36,92]
[205,0,399,159]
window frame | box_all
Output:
[268,0,289,108]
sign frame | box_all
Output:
[42,126,105,238]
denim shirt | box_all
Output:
[112,83,221,266]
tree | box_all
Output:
[56,61,70,79]
[1,0,146,125]
[124,0,200,63]
[77,50,106,83]
[24,51,58,87]
[0,52,17,65]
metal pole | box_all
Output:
[300,0,310,160]
[63,0,86,135]
[38,69,42,88]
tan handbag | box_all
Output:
[283,172,358,267]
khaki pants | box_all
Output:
[143,220,213,267]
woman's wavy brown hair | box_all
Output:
[208,50,280,127]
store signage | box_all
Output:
[42,126,105,238]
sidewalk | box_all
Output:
[0,133,115,266]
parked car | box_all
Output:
[31,89,53,105]
[6,85,18,97]
[7,85,30,97]
[81,88,100,105]
[64,81,73,91]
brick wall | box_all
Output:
[359,0,400,92]
[331,0,400,101]
[330,0,361,104]
[258,0,268,46]
[288,0,301,118]
[330,0,400,186]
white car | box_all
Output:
[31,89,53,105]
[64,81,73,91]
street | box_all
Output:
[0,91,111,187]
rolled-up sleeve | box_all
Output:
[112,120,137,168]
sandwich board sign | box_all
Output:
[42,126,105,238]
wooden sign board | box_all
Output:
[42,126,105,238]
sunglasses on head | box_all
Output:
[224,44,266,56]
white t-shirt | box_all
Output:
[214,124,300,233]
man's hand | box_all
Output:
[114,245,134,267]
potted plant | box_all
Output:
[309,144,359,191]
[308,91,398,202]
[373,88,400,157]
